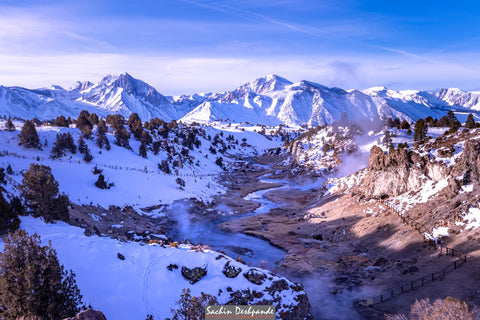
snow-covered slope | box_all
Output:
[436,88,480,110]
[1,73,480,126]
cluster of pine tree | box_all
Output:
[50,132,77,159]
[413,111,477,142]
[0,230,83,319]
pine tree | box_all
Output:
[50,134,66,159]
[399,120,411,130]
[465,113,476,129]
[114,126,130,148]
[18,120,40,149]
[5,117,15,131]
[20,164,69,222]
[78,134,94,162]
[128,113,143,140]
[54,115,69,127]
[76,110,93,138]
[88,113,99,125]
[0,190,20,235]
[95,119,109,149]
[170,288,217,320]
[0,230,83,319]
[414,118,427,142]
[82,148,94,163]
[50,133,77,159]
[78,136,88,154]
[139,142,147,158]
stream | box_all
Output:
[166,164,366,320]
[166,174,287,269]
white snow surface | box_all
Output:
[0,216,302,320]
[461,207,480,230]
[0,120,283,209]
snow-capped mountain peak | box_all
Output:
[1,73,480,126]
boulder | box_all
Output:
[222,261,242,278]
[63,309,106,320]
[243,269,267,285]
[181,265,207,284]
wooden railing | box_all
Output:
[358,199,468,306]
[363,246,467,306]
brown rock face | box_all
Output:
[368,146,385,171]
[452,140,480,183]
[369,146,409,171]
[63,309,107,320]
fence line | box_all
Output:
[359,199,468,306]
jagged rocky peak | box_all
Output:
[221,74,292,102]
[98,72,169,105]
[72,81,93,91]
[247,74,293,94]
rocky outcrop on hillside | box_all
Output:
[286,126,357,176]
[361,146,448,198]
[64,309,106,320]
[329,129,480,208]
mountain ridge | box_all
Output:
[1,73,479,125]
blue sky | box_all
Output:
[0,0,479,94]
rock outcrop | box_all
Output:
[64,309,107,320]
[362,146,449,197]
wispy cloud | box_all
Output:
[178,0,373,39]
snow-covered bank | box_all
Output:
[0,216,309,320]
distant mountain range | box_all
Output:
[1,72,479,126]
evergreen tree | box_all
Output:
[4,117,15,131]
[399,120,411,130]
[20,164,69,222]
[18,120,40,149]
[88,113,99,125]
[414,118,427,142]
[465,113,476,129]
[114,126,130,149]
[64,133,76,154]
[94,174,113,189]
[139,142,147,158]
[76,110,93,138]
[78,136,93,162]
[128,113,143,140]
[170,288,217,320]
[82,149,94,163]
[95,119,109,149]
[78,136,88,154]
[0,230,83,319]
[50,134,66,159]
[152,141,160,155]
[0,190,20,235]
[54,115,69,127]
[0,168,5,185]
[158,160,171,174]
[141,130,152,145]
[106,114,125,131]
[50,133,77,159]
